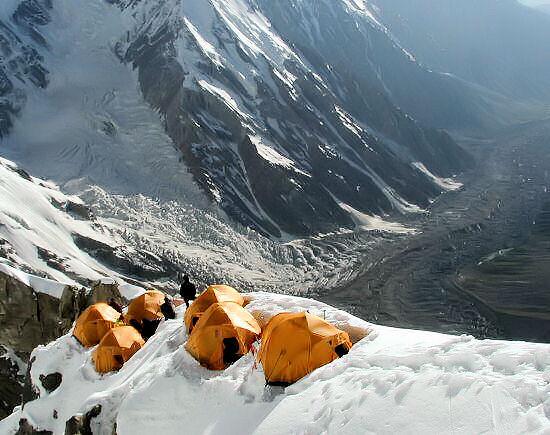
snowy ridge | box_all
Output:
[0,157,122,289]
[2,292,549,434]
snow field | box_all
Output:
[2,292,549,434]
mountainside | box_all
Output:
[115,0,478,237]
[0,0,50,137]
[370,0,550,116]
[2,291,549,434]
[3,1,550,237]
[1,0,475,239]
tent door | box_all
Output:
[223,337,240,366]
[335,343,349,357]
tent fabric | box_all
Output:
[185,302,260,370]
[125,289,166,324]
[73,303,121,348]
[258,312,352,385]
[93,326,145,373]
[184,285,245,334]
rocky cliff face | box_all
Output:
[0,272,80,355]
[0,270,128,419]
[0,270,77,419]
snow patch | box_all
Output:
[0,262,70,298]
[338,202,415,234]
[412,162,463,191]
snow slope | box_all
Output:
[2,292,549,434]
[0,154,393,299]
[0,157,128,291]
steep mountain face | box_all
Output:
[1,0,475,239]
[3,1,550,238]
[370,0,550,119]
[115,0,473,237]
[0,0,50,137]
[257,0,515,133]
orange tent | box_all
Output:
[92,326,145,373]
[73,303,121,347]
[185,302,260,370]
[258,312,352,385]
[184,285,244,334]
[125,289,166,324]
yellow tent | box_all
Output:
[125,289,166,324]
[258,312,352,385]
[92,326,145,373]
[184,285,244,334]
[185,302,260,370]
[73,302,121,347]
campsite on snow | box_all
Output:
[2,0,550,433]
[2,281,549,434]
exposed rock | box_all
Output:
[22,356,39,406]
[65,201,93,221]
[59,286,88,321]
[73,234,178,281]
[88,280,127,307]
[0,271,86,415]
[39,372,62,394]
[36,247,66,273]
[65,404,103,435]
[16,418,52,435]
[0,346,25,419]
[0,272,73,353]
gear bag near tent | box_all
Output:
[185,301,261,370]
[258,312,352,385]
[184,285,245,334]
[125,289,166,324]
[93,326,145,373]
[73,303,121,347]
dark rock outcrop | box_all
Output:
[0,272,83,354]
[38,372,62,394]
[16,418,52,435]
[65,404,104,435]
[87,280,126,307]
[0,346,25,419]
[0,271,87,416]
[73,234,179,281]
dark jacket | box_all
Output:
[179,280,196,301]
[160,298,176,320]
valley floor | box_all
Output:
[322,119,550,343]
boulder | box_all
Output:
[39,372,62,394]
[88,279,127,307]
[65,404,103,435]
[16,418,52,435]
[0,346,25,419]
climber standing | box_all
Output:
[179,274,196,308]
